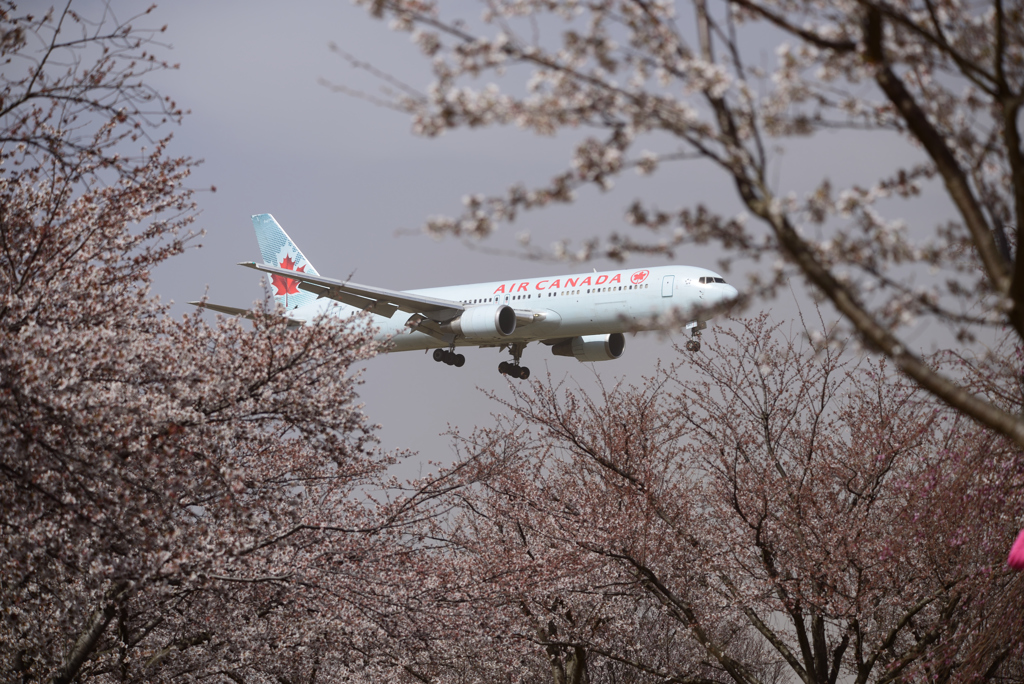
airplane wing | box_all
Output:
[240,261,464,321]
[237,263,552,342]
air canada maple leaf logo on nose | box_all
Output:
[272,253,306,296]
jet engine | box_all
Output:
[445,304,517,339]
[550,333,625,362]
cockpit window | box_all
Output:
[699,276,728,284]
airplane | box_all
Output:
[192,214,740,379]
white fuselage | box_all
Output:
[288,264,737,351]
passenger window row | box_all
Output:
[461,283,651,305]
[588,284,648,293]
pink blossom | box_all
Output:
[1008,529,1024,570]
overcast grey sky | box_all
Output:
[119,0,951,466]
[125,0,712,465]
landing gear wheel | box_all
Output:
[685,321,706,353]
[500,342,531,379]
[498,363,529,379]
[433,347,467,369]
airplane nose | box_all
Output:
[713,284,740,308]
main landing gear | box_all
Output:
[498,360,530,380]
[498,342,530,380]
[685,321,707,352]
[433,347,465,367]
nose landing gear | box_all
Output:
[498,342,530,380]
[433,347,466,367]
[685,320,706,352]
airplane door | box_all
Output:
[662,274,675,297]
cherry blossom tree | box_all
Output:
[344,0,1024,449]
[1,1,186,181]
[409,316,1024,683]
[7,2,1023,681]
[0,4,435,682]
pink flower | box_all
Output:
[1008,529,1024,570]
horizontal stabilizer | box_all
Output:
[189,301,251,317]
[189,301,305,327]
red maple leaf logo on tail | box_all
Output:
[272,253,306,296]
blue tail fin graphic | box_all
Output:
[251,213,320,310]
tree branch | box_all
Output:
[50,581,132,684]
[862,8,1015,324]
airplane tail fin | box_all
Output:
[252,213,321,311]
